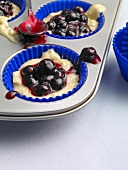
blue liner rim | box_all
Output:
[2,44,88,102]
[7,0,26,22]
[35,0,105,40]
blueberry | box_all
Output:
[47,20,56,30]
[80,22,87,26]
[68,21,80,27]
[87,47,96,55]
[33,82,51,96]
[33,84,42,96]
[23,77,38,87]
[38,75,47,84]
[80,47,96,63]
[53,68,66,78]
[57,20,67,29]
[54,29,66,36]
[4,8,9,15]
[0,1,5,6]
[68,24,77,30]
[5,1,11,6]
[21,65,35,77]
[75,47,97,72]
[46,75,54,82]
[8,2,13,8]
[50,78,65,90]
[75,12,80,20]
[66,25,77,36]
[65,11,77,22]
[58,15,65,21]
[32,67,39,80]
[79,14,88,23]
[61,9,70,16]
[0,1,13,17]
[39,59,55,75]
[80,25,91,34]
[72,6,84,14]
[66,29,76,36]
[53,16,62,24]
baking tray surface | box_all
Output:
[0,0,122,120]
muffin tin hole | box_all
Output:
[35,0,105,39]
[2,44,87,102]
[1,0,26,22]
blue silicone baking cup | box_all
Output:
[5,0,26,22]
[113,24,128,81]
[2,44,88,102]
[35,0,104,39]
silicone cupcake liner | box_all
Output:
[113,24,128,81]
[7,0,26,22]
[35,0,104,39]
[2,44,88,102]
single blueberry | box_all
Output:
[72,6,84,14]
[23,77,38,87]
[50,78,65,90]
[79,14,88,23]
[39,59,55,75]
[21,65,35,77]
[61,9,70,16]
[54,29,66,36]
[47,20,56,30]
[33,82,51,96]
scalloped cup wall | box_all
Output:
[113,23,128,82]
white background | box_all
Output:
[0,0,128,170]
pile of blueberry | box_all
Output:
[20,59,67,97]
[47,6,91,37]
[0,1,13,17]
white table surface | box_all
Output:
[1,0,128,170]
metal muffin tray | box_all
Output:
[0,0,122,121]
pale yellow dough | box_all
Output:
[0,16,18,43]
[13,49,79,99]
